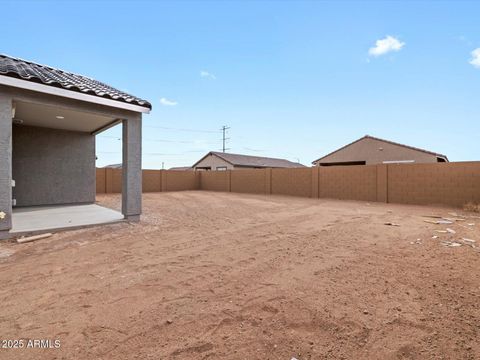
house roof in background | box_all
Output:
[312,135,449,163]
[169,166,193,171]
[193,151,306,168]
[103,163,122,169]
[0,54,151,110]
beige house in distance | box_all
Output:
[312,135,448,166]
[193,151,305,171]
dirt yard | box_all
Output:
[0,191,479,360]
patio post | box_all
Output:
[122,114,142,221]
[0,94,13,238]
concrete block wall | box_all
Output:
[96,168,106,194]
[271,168,312,198]
[163,171,200,191]
[97,168,200,194]
[199,171,229,192]
[319,165,377,201]
[95,162,480,208]
[230,169,267,194]
[142,170,161,192]
[387,162,480,206]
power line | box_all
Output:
[98,135,218,145]
[143,138,197,144]
[221,125,230,153]
[97,150,205,156]
[144,125,221,134]
[243,147,266,152]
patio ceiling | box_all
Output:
[13,100,116,133]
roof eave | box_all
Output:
[0,75,151,114]
[192,151,236,168]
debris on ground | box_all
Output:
[422,212,479,251]
[423,215,444,219]
[457,223,475,231]
[0,211,5,220]
[17,233,53,244]
[384,222,400,226]
[460,238,477,248]
[443,217,466,222]
[441,241,462,247]
[424,219,453,225]
[0,248,14,259]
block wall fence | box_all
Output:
[96,162,480,208]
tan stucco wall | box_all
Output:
[314,137,442,165]
[13,125,95,206]
[194,154,233,170]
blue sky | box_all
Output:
[3,1,480,168]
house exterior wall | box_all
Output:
[122,116,142,220]
[194,154,234,170]
[314,137,440,166]
[12,125,95,206]
[0,94,13,236]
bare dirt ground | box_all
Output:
[0,191,479,360]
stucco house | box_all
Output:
[104,163,123,169]
[312,135,448,166]
[192,151,305,171]
[169,166,193,171]
[0,54,151,239]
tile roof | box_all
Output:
[312,135,448,163]
[194,151,306,168]
[0,54,151,110]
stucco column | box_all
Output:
[0,94,13,238]
[122,114,142,221]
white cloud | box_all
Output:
[469,48,480,68]
[369,35,405,57]
[160,97,178,106]
[200,70,216,79]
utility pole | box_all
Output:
[221,125,230,153]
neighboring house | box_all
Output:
[104,164,123,169]
[169,166,193,171]
[0,54,151,239]
[192,151,306,171]
[312,135,448,166]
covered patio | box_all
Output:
[11,204,124,235]
[0,54,151,239]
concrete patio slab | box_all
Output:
[10,204,124,235]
